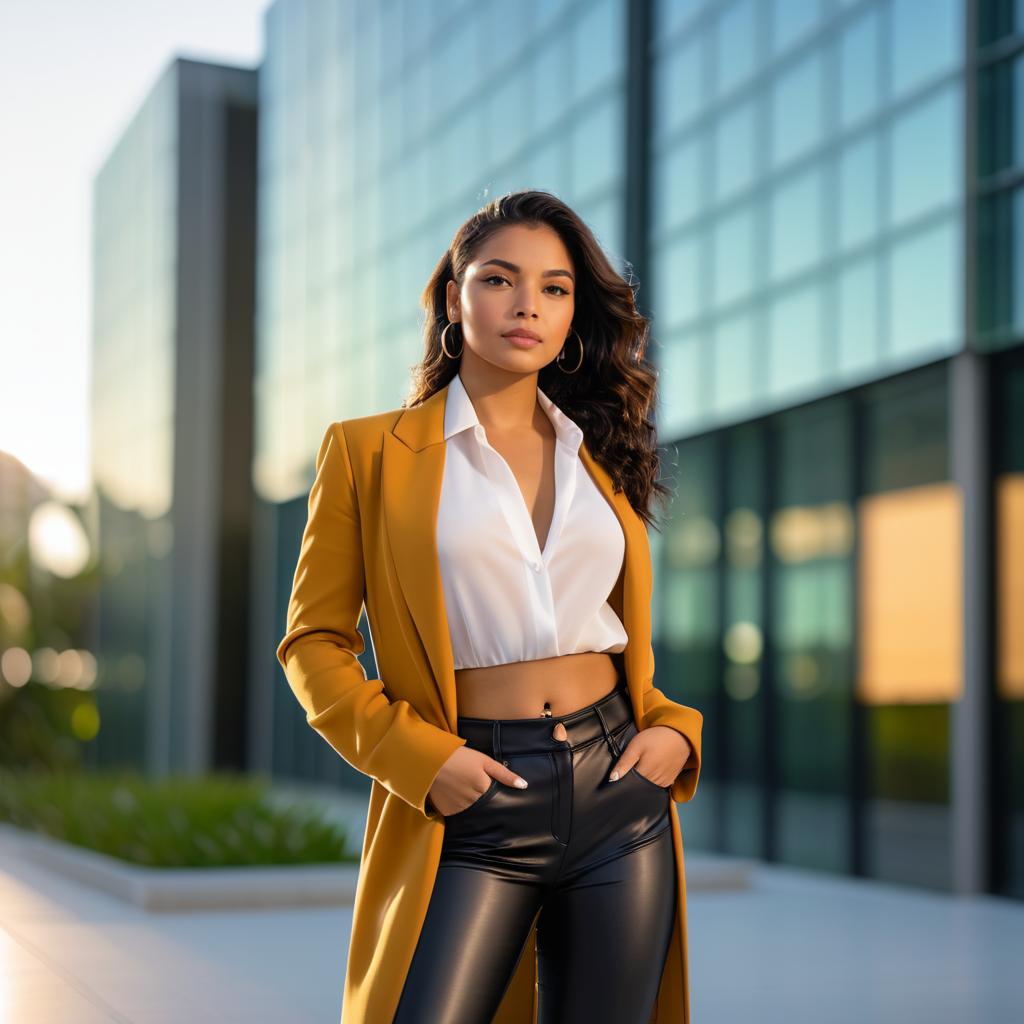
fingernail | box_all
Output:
[609,771,619,781]
[515,778,528,788]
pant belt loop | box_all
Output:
[493,720,507,766]
[593,704,621,759]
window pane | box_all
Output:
[654,137,702,235]
[768,281,824,398]
[654,231,703,328]
[770,164,825,282]
[771,50,826,170]
[570,0,623,102]
[653,34,705,141]
[713,96,758,204]
[839,6,882,130]
[838,256,881,375]
[889,85,962,228]
[656,330,705,437]
[890,0,962,100]
[569,93,624,198]
[770,0,826,55]
[713,202,756,307]
[888,217,962,360]
[711,307,757,415]
[839,133,880,251]
[714,0,758,98]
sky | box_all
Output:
[0,0,269,505]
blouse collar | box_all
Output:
[443,371,584,453]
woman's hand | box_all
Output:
[427,746,528,817]
[608,724,692,788]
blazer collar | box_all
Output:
[382,379,650,732]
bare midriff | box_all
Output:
[454,651,622,720]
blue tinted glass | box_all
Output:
[838,256,881,374]
[839,7,882,129]
[485,64,531,165]
[890,0,963,99]
[770,282,823,397]
[1016,187,1024,333]
[770,164,825,282]
[713,203,756,308]
[771,0,826,54]
[889,85,962,227]
[653,137,702,235]
[570,94,624,197]
[714,97,758,203]
[771,50,825,169]
[654,0,705,40]
[657,331,704,437]
[888,217,962,358]
[715,0,758,98]
[711,308,757,415]
[654,35,705,141]
[655,232,703,328]
[525,135,567,196]
[532,37,571,136]
[571,0,623,101]
[768,282,824,397]
[581,193,624,266]
[838,134,880,251]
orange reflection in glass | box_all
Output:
[997,473,1024,700]
[857,482,962,704]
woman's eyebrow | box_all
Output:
[478,258,575,284]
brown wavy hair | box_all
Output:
[403,189,670,531]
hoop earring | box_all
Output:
[440,320,463,359]
[557,327,584,373]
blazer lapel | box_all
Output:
[381,381,650,733]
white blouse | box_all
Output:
[436,371,629,671]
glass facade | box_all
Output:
[976,0,1024,350]
[660,363,956,888]
[650,0,965,440]
[261,0,1023,898]
[89,65,178,769]
[255,0,629,508]
[994,346,1024,900]
[89,59,258,775]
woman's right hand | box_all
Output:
[427,746,528,817]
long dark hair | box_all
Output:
[404,189,670,530]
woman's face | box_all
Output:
[447,222,576,374]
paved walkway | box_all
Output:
[1,819,1021,1023]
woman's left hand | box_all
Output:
[608,725,692,788]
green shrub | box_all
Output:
[0,767,357,867]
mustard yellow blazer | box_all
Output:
[276,380,704,1024]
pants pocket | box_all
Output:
[445,777,500,819]
[613,720,670,792]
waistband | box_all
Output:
[456,681,634,762]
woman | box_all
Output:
[277,190,703,1024]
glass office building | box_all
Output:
[89,58,258,776]
[261,0,1023,899]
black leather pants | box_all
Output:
[393,681,677,1024]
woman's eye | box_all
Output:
[483,274,569,296]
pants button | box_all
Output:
[551,722,567,742]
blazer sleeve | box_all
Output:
[634,525,703,804]
[641,676,703,804]
[276,421,467,823]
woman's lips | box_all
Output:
[504,334,541,348]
